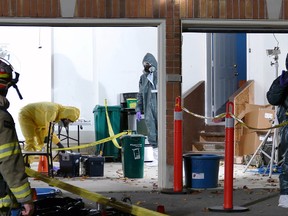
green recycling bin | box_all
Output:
[93,105,121,160]
[121,134,145,178]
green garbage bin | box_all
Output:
[93,105,121,160]
[121,134,145,178]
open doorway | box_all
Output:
[182,30,287,122]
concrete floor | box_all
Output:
[27,159,283,215]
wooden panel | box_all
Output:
[43,0,51,17]
[139,0,146,17]
[133,0,140,18]
[51,0,59,17]
[194,0,200,18]
[206,0,213,18]
[0,0,286,19]
[219,0,226,18]
[85,0,93,17]
[36,0,44,17]
[245,0,252,19]
[10,0,17,16]
[145,0,153,17]
[232,0,239,18]
[23,0,30,17]
[229,80,255,156]
[253,0,259,19]
[183,81,205,153]
[239,0,245,18]
[213,0,219,18]
[259,0,265,18]
[111,0,120,18]
[152,0,159,18]
[226,0,232,18]
[17,0,23,16]
[200,0,206,18]
[188,0,194,17]
[284,0,288,19]
[180,0,187,17]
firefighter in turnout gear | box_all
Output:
[0,58,34,215]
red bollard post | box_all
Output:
[174,96,183,192]
[209,102,248,212]
[223,102,235,209]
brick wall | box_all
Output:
[0,0,286,165]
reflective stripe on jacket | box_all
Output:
[0,95,32,209]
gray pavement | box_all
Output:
[28,161,287,215]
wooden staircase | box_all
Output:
[192,124,225,156]
[183,80,254,163]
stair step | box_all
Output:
[194,141,225,145]
[199,131,225,137]
[193,141,225,152]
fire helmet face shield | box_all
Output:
[0,58,13,95]
[0,58,22,99]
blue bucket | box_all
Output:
[183,154,222,189]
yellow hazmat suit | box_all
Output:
[18,102,80,151]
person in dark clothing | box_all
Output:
[136,53,158,166]
[267,53,288,208]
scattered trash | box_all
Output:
[257,165,282,175]
[32,196,134,216]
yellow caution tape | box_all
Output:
[181,107,226,121]
[52,131,131,152]
[25,168,167,216]
[105,99,122,149]
[182,106,288,131]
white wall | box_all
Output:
[247,33,288,105]
[182,33,206,94]
[0,27,52,140]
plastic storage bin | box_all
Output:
[58,152,81,177]
[80,155,105,177]
[121,134,145,178]
[183,154,222,188]
[93,105,121,160]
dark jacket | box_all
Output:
[0,95,32,208]
[267,76,288,123]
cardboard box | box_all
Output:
[237,103,273,120]
[243,109,274,134]
[238,131,273,156]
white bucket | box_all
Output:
[144,145,154,162]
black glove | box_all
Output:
[280,70,288,87]
[56,142,65,153]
